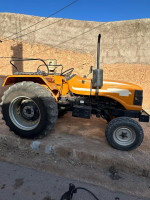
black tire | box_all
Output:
[1,81,58,138]
[105,117,144,151]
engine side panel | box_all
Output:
[67,75,143,111]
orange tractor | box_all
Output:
[1,35,149,151]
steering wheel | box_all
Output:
[61,68,74,77]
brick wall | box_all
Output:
[0,13,150,65]
[0,13,149,110]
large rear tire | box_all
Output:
[105,117,144,151]
[1,81,58,138]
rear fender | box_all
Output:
[3,75,59,100]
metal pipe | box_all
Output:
[97,34,101,70]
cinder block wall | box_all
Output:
[0,13,150,110]
[1,13,150,64]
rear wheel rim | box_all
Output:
[113,126,136,146]
[9,96,41,131]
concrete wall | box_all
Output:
[0,13,150,110]
[0,39,94,75]
[0,13,150,64]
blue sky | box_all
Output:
[0,0,150,22]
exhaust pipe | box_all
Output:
[92,34,103,93]
[97,34,101,70]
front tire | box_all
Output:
[1,81,58,138]
[105,117,144,151]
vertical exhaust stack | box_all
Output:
[92,34,103,94]
[97,34,101,70]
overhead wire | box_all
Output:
[1,0,79,42]
[5,20,150,46]
[1,25,150,60]
[5,18,150,43]
[0,10,149,61]
[0,0,149,47]
[29,19,150,57]
[0,1,149,72]
[1,20,149,59]
[11,18,64,41]
[31,22,109,57]
[33,32,150,57]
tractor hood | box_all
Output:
[68,75,142,96]
[67,75,143,110]
[102,80,143,94]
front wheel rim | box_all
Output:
[9,96,41,131]
[113,126,136,146]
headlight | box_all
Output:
[133,90,143,106]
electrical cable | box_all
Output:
[1,18,149,63]
[31,19,150,57]
[74,187,100,200]
[0,57,21,59]
[2,16,149,43]
[7,19,150,48]
[2,0,79,42]
[31,22,109,57]
[11,18,64,41]
[60,183,100,200]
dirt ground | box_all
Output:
[1,111,149,147]
[0,111,150,170]
[0,111,150,198]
